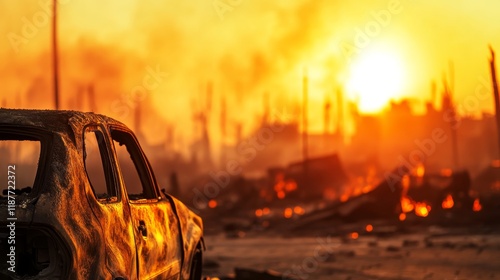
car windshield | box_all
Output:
[0,134,41,197]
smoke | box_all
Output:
[1,0,499,163]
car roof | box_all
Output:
[0,108,126,133]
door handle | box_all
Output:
[138,220,147,237]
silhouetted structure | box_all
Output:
[285,154,348,200]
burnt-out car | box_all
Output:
[0,109,204,280]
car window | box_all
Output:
[83,126,118,203]
[0,138,40,197]
[111,129,157,201]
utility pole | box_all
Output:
[489,46,500,160]
[52,0,60,109]
[442,74,460,169]
[448,61,460,169]
[431,80,437,108]
[220,96,227,167]
[302,69,309,181]
[88,84,97,112]
[336,88,344,138]
[323,95,331,135]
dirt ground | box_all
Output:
[202,226,500,280]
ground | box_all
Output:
[202,225,500,280]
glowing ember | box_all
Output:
[350,232,359,240]
[492,159,500,168]
[262,207,271,215]
[400,196,414,213]
[293,206,305,215]
[273,172,297,199]
[399,213,407,221]
[208,199,217,209]
[255,209,263,217]
[441,194,454,209]
[415,202,431,217]
[284,208,293,218]
[365,224,373,232]
[473,198,482,212]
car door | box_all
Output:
[82,125,138,279]
[109,126,182,280]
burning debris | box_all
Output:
[198,149,499,239]
[278,161,500,234]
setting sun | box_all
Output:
[347,48,406,114]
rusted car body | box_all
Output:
[0,109,204,280]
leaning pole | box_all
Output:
[52,0,60,109]
[489,46,500,161]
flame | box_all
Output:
[337,168,380,203]
[362,185,372,194]
[273,172,297,199]
[441,194,454,209]
[208,199,217,209]
[415,202,431,217]
[399,213,407,221]
[365,224,373,232]
[284,208,293,218]
[473,198,482,212]
[401,192,431,218]
[400,196,414,213]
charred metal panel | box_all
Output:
[0,109,204,280]
[168,196,204,280]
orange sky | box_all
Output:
[1,0,500,148]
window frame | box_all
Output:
[108,125,161,203]
[0,125,52,198]
[82,124,121,204]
